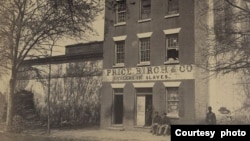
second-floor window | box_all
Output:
[166,34,179,62]
[139,38,150,63]
[115,41,125,64]
[167,0,179,14]
[116,0,126,23]
[140,0,151,20]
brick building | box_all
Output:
[101,0,210,130]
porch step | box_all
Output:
[107,125,125,131]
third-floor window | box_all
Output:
[167,0,179,14]
[140,0,151,20]
[116,0,126,23]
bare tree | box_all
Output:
[0,0,102,132]
[200,0,250,74]
[196,0,250,124]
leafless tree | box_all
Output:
[197,0,250,123]
[200,0,250,74]
[0,0,102,132]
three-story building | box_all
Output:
[101,0,209,130]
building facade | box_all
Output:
[101,0,210,130]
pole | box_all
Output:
[47,47,52,135]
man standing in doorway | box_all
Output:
[145,101,152,126]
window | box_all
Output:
[140,0,151,19]
[115,41,125,65]
[116,0,126,23]
[113,35,126,67]
[167,0,179,14]
[114,88,123,94]
[139,38,150,63]
[166,34,179,62]
[166,87,179,118]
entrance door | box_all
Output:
[136,95,152,126]
[113,95,123,124]
[136,96,146,126]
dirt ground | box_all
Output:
[49,128,170,141]
[0,123,170,141]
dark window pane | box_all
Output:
[140,38,150,62]
[166,34,179,61]
[116,0,126,23]
[115,41,125,64]
[114,88,123,93]
[136,88,152,93]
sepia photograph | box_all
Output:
[0,0,250,140]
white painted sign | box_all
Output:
[103,64,195,82]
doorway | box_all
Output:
[136,88,152,126]
[112,89,123,124]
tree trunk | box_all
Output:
[5,78,15,132]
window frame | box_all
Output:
[113,88,124,95]
[163,28,181,64]
[139,0,151,20]
[166,0,179,15]
[113,35,127,67]
[166,87,180,118]
[114,40,125,66]
[115,0,127,24]
[165,33,179,63]
[139,37,151,64]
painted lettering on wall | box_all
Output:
[103,65,194,82]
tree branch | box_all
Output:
[225,0,250,13]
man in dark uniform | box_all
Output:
[158,113,171,136]
[206,106,216,125]
[151,111,162,135]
